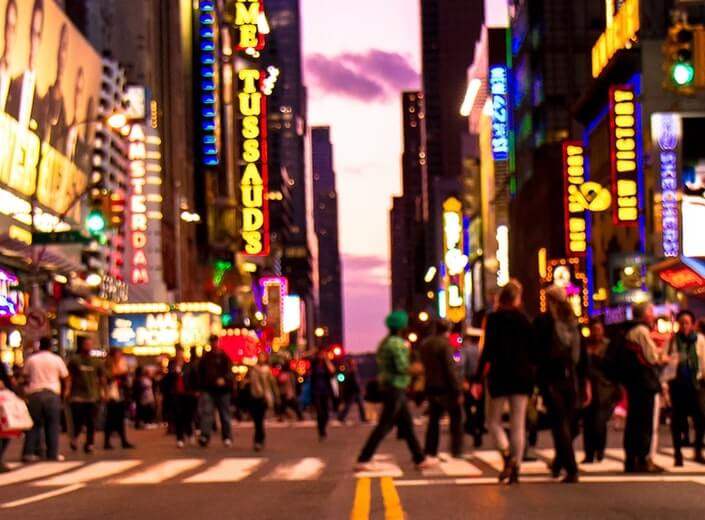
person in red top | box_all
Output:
[165,345,198,448]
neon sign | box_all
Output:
[563,142,588,256]
[489,65,509,161]
[198,0,219,167]
[0,268,21,318]
[496,225,509,287]
[658,267,705,292]
[592,0,640,78]
[442,197,467,323]
[128,124,149,285]
[233,0,266,53]
[540,258,589,324]
[239,69,269,256]
[609,85,639,226]
[651,113,681,258]
[260,277,288,348]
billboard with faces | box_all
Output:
[0,0,102,224]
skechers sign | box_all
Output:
[651,113,681,258]
[489,65,509,161]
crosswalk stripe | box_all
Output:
[0,462,83,487]
[183,458,264,483]
[354,454,403,478]
[535,449,625,473]
[604,449,626,462]
[1,484,86,509]
[421,453,483,477]
[114,459,205,484]
[34,461,142,486]
[474,450,548,475]
[649,453,700,473]
[263,457,325,481]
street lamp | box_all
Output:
[105,111,128,130]
[314,327,325,338]
[418,311,430,323]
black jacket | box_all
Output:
[533,313,587,388]
[420,334,461,396]
[199,350,233,393]
[477,308,535,397]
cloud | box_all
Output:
[305,50,419,102]
[343,254,388,272]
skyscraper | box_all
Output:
[312,127,343,346]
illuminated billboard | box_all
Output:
[650,113,681,258]
[540,258,589,324]
[0,0,102,226]
[488,65,509,161]
[442,197,468,323]
[682,116,705,257]
[563,142,588,256]
[591,0,640,79]
[260,276,287,348]
[231,0,266,53]
[609,85,639,227]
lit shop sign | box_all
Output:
[609,85,639,226]
[260,277,288,348]
[442,197,468,323]
[198,0,219,167]
[540,258,589,324]
[233,0,266,53]
[239,69,269,256]
[651,113,681,258]
[0,269,22,318]
[109,312,215,350]
[658,266,705,293]
[563,142,588,256]
[489,65,509,161]
[496,225,509,287]
[128,124,149,285]
[592,0,640,78]
[682,196,705,258]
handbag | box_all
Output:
[0,389,33,434]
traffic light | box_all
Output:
[108,193,126,229]
[86,190,109,239]
[663,22,705,92]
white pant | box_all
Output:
[488,395,529,465]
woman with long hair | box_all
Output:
[534,285,585,483]
[473,280,535,484]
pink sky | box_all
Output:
[301,0,421,352]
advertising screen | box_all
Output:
[0,0,102,223]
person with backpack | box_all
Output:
[472,280,535,484]
[534,285,586,483]
[355,311,434,472]
[622,303,666,473]
[664,310,705,466]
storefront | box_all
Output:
[0,266,27,365]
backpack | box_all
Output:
[551,319,580,365]
[603,324,661,393]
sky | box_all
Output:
[301,0,421,352]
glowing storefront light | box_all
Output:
[540,258,590,324]
[442,197,467,323]
[592,0,640,78]
[651,113,681,258]
[489,66,509,161]
[563,142,588,256]
[496,225,509,287]
[609,85,639,226]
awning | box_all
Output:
[0,234,83,274]
[650,257,705,297]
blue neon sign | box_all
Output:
[198,0,218,167]
[489,65,509,161]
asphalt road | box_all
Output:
[1,417,705,519]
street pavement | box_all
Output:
[1,418,705,519]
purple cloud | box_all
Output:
[305,50,420,102]
[343,254,388,273]
[305,54,386,101]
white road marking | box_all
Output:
[1,484,86,509]
[604,449,626,461]
[534,449,625,473]
[474,450,549,475]
[34,461,141,486]
[649,453,701,473]
[354,454,403,478]
[263,458,325,481]
[422,453,483,477]
[0,462,83,487]
[114,459,205,484]
[183,458,264,483]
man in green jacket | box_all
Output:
[355,311,433,471]
[68,336,105,453]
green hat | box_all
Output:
[385,310,409,330]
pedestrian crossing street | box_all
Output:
[2,448,705,508]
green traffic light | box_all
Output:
[672,62,695,86]
[86,210,106,235]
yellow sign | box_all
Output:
[591,0,640,78]
[442,197,466,324]
[609,85,639,226]
[233,1,264,52]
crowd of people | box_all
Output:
[355,280,705,485]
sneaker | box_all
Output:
[416,458,440,471]
[224,438,233,447]
[176,440,185,449]
[354,461,379,472]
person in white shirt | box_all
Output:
[0,0,18,113]
[21,337,69,462]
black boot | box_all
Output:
[498,450,512,483]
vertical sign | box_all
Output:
[128,125,149,285]
[260,277,287,348]
[238,69,269,256]
[489,65,509,161]
[198,0,219,166]
[651,113,681,258]
[496,225,509,287]
[563,142,587,256]
[609,85,639,226]
[233,0,266,52]
[442,197,468,324]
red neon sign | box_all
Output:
[659,267,705,291]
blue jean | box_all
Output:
[23,391,62,459]
[199,392,232,441]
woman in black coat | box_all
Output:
[474,280,535,484]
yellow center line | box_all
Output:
[350,477,371,520]
[380,476,405,520]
